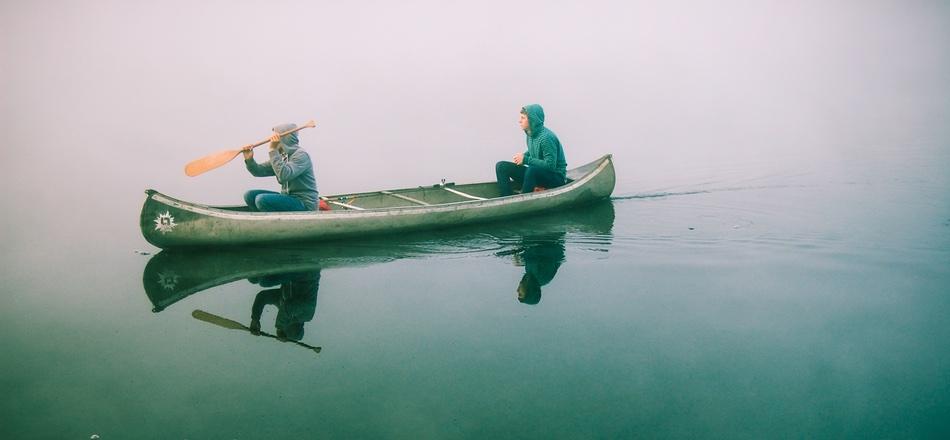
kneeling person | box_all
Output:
[242,123,318,212]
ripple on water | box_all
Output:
[605,175,949,274]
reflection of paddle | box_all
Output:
[184,120,316,177]
[191,309,322,354]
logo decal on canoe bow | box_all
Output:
[156,270,180,291]
[154,211,177,234]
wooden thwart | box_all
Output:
[381,190,430,206]
[442,187,486,201]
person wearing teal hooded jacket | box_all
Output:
[495,104,568,196]
[242,123,318,211]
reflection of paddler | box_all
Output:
[192,310,321,354]
[248,270,320,341]
[513,235,566,305]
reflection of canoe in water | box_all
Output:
[142,201,615,312]
[140,154,615,248]
[143,246,400,313]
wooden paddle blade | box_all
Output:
[184,149,242,177]
[192,309,248,331]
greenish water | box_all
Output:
[2,148,948,438]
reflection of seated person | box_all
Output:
[513,238,565,305]
[248,270,320,341]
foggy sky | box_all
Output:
[1,0,948,246]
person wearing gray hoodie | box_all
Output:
[242,123,318,211]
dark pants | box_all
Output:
[244,189,307,212]
[495,161,566,196]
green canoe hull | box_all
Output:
[140,154,615,248]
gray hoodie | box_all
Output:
[245,123,318,210]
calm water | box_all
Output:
[3,1,949,438]
[2,150,948,438]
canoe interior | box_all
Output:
[216,178,576,212]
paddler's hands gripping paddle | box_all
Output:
[184,120,316,177]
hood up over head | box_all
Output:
[273,123,299,152]
[521,104,545,137]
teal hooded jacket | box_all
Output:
[522,104,567,179]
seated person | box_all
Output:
[495,104,568,196]
[513,234,566,305]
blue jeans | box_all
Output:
[244,190,307,212]
[495,161,566,196]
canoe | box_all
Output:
[140,154,615,248]
[142,200,615,312]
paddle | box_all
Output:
[184,120,317,177]
[191,309,322,354]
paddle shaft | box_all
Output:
[245,123,313,151]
